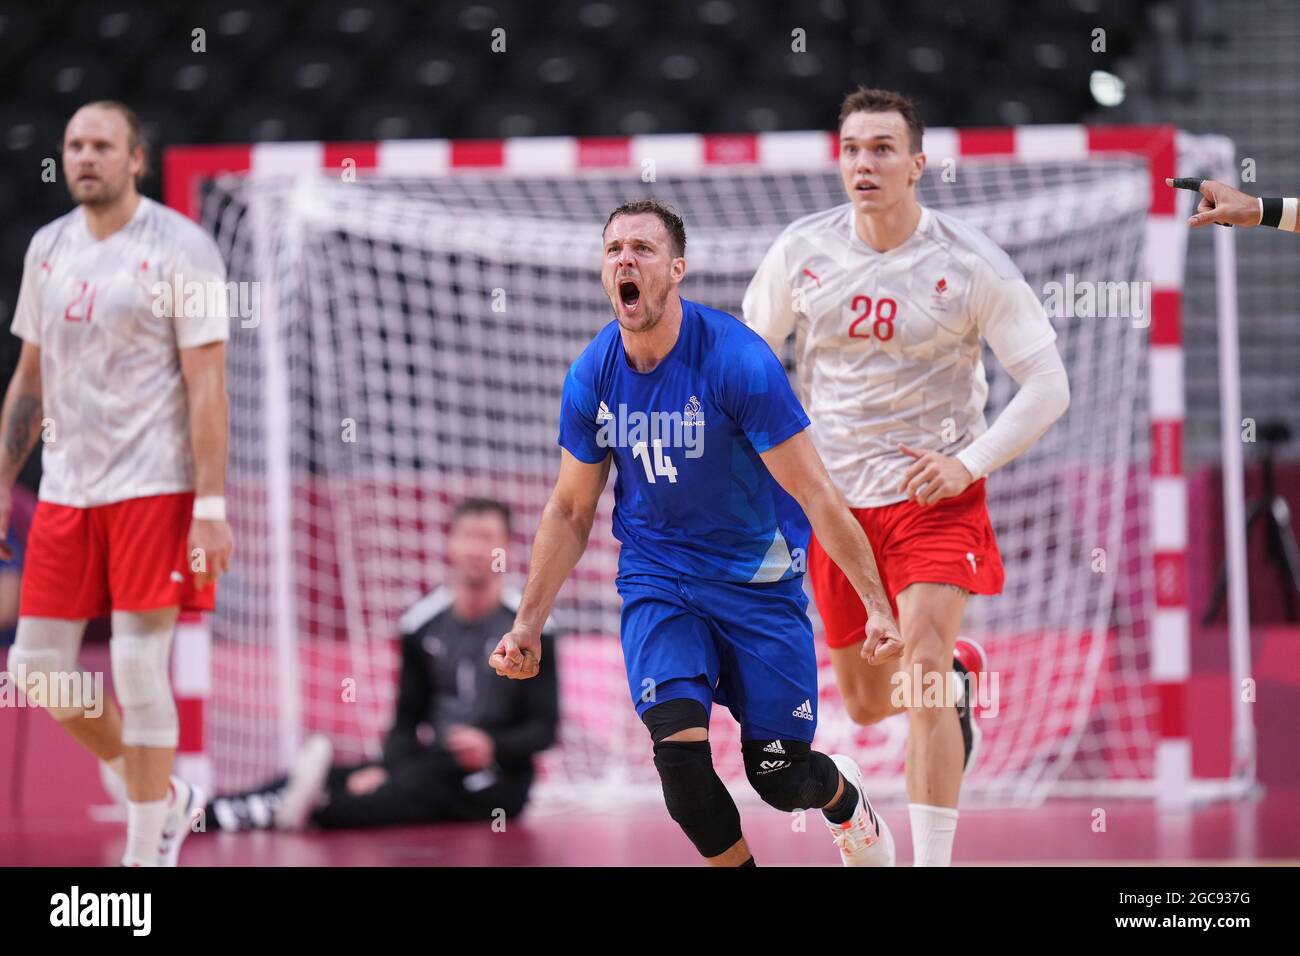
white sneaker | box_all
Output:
[274,735,334,831]
[158,777,204,868]
[823,754,895,867]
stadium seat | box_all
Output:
[873,32,973,91]
[265,47,358,109]
[461,95,574,139]
[217,103,323,143]
[549,0,649,47]
[138,51,240,116]
[132,102,204,156]
[188,0,287,58]
[742,30,851,102]
[0,174,14,224]
[583,94,696,136]
[424,0,531,48]
[22,53,117,116]
[1,109,65,175]
[660,0,772,50]
[1003,31,1098,92]
[902,0,1012,39]
[338,100,445,141]
[301,0,405,56]
[966,85,1080,127]
[624,39,736,108]
[70,1,166,57]
[705,90,818,133]
[385,43,491,110]
[0,6,38,81]
[506,41,607,107]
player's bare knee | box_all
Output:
[841,692,893,727]
[109,610,179,748]
[661,726,707,742]
[902,632,948,681]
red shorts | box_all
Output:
[808,478,1004,649]
[20,492,217,619]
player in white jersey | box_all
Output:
[743,88,1070,865]
[0,102,233,866]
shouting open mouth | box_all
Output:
[617,275,641,314]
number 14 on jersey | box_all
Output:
[632,439,678,483]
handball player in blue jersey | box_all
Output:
[490,199,903,867]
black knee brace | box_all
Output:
[642,698,741,858]
[741,740,840,812]
[653,740,743,858]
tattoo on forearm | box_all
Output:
[5,395,42,464]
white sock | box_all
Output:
[122,799,168,867]
[167,776,190,809]
[908,803,959,867]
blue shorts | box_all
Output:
[618,571,819,742]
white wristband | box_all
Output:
[193,495,226,521]
[1281,197,1299,233]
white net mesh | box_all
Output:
[196,140,1213,806]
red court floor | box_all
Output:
[2,789,1297,866]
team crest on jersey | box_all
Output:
[931,276,950,311]
[683,395,704,427]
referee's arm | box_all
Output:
[1168,177,1299,232]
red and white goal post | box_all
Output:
[164,125,1255,809]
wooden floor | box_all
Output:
[2,787,1296,867]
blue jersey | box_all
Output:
[558,297,811,584]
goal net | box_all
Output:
[186,130,1232,807]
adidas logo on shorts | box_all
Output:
[763,740,785,754]
[792,699,814,721]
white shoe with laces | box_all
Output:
[158,777,204,868]
[823,754,895,867]
[274,735,334,831]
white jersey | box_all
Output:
[10,197,229,508]
[743,203,1056,507]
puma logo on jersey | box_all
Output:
[802,268,822,288]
